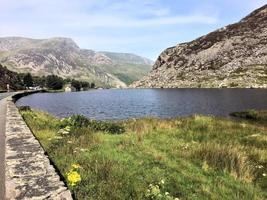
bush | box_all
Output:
[60,115,125,134]
[87,120,125,134]
[18,106,31,111]
[230,109,267,122]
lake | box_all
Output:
[16,89,267,120]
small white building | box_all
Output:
[64,84,76,92]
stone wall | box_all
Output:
[5,99,72,199]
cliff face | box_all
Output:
[131,5,267,88]
[0,37,153,88]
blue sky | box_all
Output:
[0,0,266,60]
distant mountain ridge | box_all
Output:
[0,37,153,87]
[131,5,267,88]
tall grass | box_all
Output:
[195,143,253,181]
[20,110,267,200]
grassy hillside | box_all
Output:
[100,63,152,85]
[99,52,153,85]
[21,110,267,200]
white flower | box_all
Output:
[161,180,165,184]
[80,148,87,152]
[174,198,180,200]
[165,192,169,195]
[54,136,63,140]
[257,165,263,169]
[263,173,266,177]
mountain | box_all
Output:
[131,5,267,88]
[0,37,153,88]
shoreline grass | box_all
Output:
[20,109,267,200]
[230,109,267,123]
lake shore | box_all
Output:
[20,108,267,200]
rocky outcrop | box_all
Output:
[5,100,72,199]
[0,37,153,88]
[131,5,267,88]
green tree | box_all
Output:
[33,76,46,87]
[81,81,90,89]
[91,82,95,88]
[71,79,81,91]
[46,75,64,90]
[23,73,33,87]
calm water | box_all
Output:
[16,89,267,120]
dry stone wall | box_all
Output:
[5,99,72,200]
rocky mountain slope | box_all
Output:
[131,5,267,88]
[0,37,153,88]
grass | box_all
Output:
[231,109,267,122]
[20,110,267,200]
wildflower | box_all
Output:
[67,170,81,186]
[263,173,266,177]
[64,126,71,131]
[71,164,81,169]
[54,136,63,140]
[240,123,246,128]
[183,144,189,150]
[256,165,263,169]
[165,192,169,195]
[250,134,260,137]
[160,180,165,184]
[62,131,69,135]
[57,129,69,135]
[151,186,160,196]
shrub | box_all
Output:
[70,115,90,127]
[60,115,125,134]
[230,109,267,122]
[145,180,179,200]
[18,106,31,111]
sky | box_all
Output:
[0,0,266,60]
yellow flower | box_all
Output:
[71,164,81,169]
[67,170,81,186]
